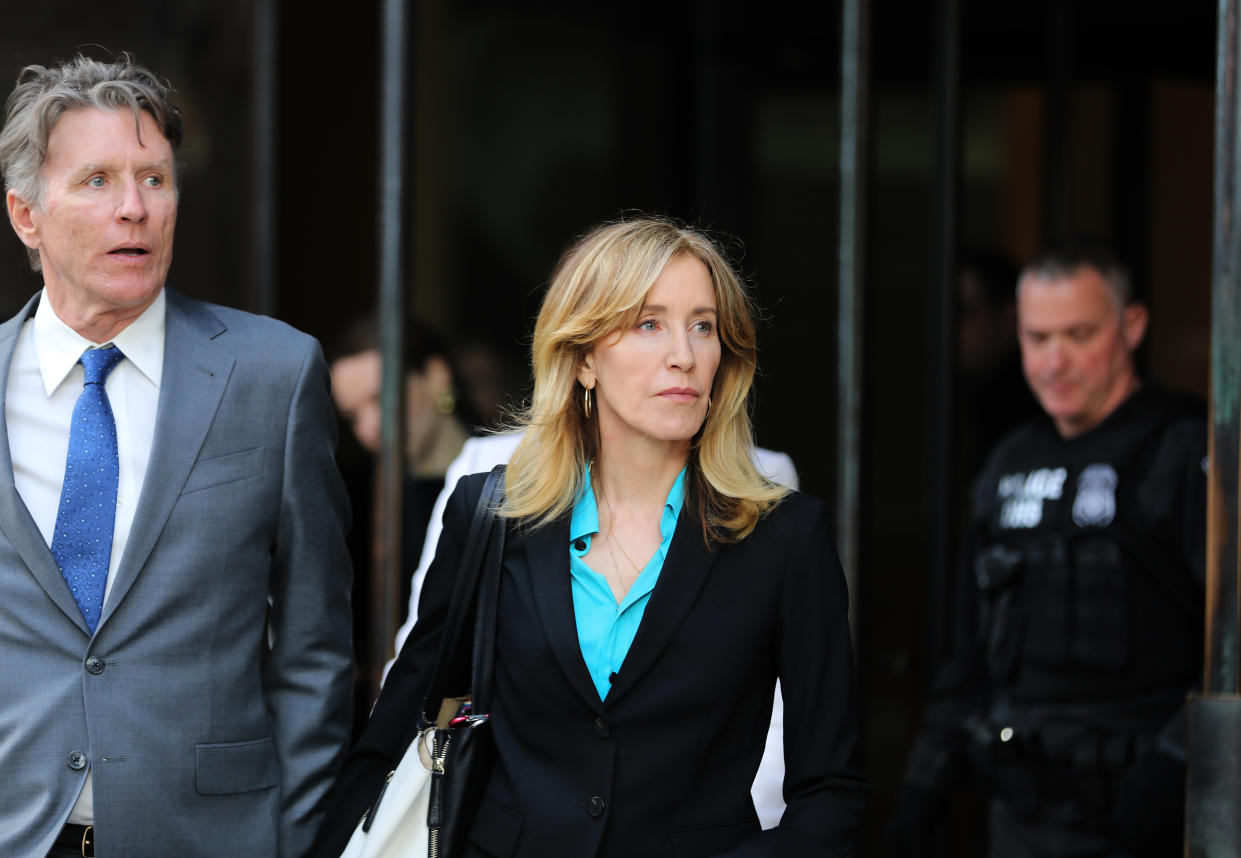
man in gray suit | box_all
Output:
[0,54,353,857]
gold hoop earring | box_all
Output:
[435,389,456,415]
[584,387,592,419]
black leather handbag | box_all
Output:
[342,465,506,858]
[419,465,506,858]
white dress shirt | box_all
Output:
[6,289,165,825]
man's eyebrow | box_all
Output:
[72,159,173,178]
[70,161,111,179]
[1020,322,1096,335]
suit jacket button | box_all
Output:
[67,750,87,771]
[592,717,610,738]
[588,796,606,818]
[85,656,105,675]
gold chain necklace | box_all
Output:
[602,496,648,575]
[603,535,638,600]
[610,533,645,579]
[599,495,645,599]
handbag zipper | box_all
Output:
[432,731,453,772]
[427,730,453,857]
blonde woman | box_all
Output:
[314,217,865,857]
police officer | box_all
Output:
[893,244,1206,858]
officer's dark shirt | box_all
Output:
[906,386,1206,791]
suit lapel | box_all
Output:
[0,293,92,633]
[605,511,718,705]
[98,292,234,629]
[521,518,606,709]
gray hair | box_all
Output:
[0,52,182,269]
[1018,241,1134,308]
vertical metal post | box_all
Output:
[1206,0,1241,700]
[837,0,870,630]
[249,0,278,317]
[1186,1,1241,853]
[372,0,410,699]
[927,0,960,663]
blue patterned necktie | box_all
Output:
[51,345,125,633]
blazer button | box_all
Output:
[592,717,610,739]
[85,656,105,675]
[588,796,606,818]
[67,750,87,771]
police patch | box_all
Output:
[1072,464,1118,527]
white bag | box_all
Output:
[340,730,434,858]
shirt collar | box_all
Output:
[33,289,166,396]
[570,464,689,543]
[661,467,687,536]
[570,468,601,543]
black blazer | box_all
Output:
[312,472,866,858]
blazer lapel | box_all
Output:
[0,293,92,633]
[605,512,718,705]
[98,291,234,628]
[521,518,606,710]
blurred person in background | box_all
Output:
[329,313,478,733]
[894,243,1206,858]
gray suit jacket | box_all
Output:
[0,290,353,858]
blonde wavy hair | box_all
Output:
[503,216,787,543]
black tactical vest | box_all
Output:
[970,389,1204,706]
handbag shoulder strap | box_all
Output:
[421,465,506,724]
[470,475,506,715]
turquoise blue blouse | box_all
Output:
[568,466,687,701]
